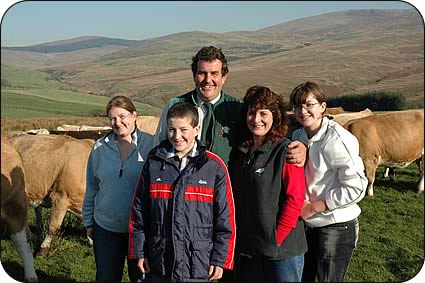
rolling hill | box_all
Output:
[2,36,140,53]
[1,9,423,116]
[1,36,141,69]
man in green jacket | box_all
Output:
[154,46,306,166]
[153,46,240,165]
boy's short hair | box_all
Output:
[167,102,199,127]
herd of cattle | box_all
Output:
[1,110,424,282]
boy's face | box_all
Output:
[167,116,200,158]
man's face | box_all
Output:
[194,59,228,102]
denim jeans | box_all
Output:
[302,218,359,282]
[92,222,143,282]
[237,254,304,282]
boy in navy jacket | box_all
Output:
[129,102,236,282]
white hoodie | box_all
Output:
[292,117,367,228]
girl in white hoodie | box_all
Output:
[290,82,367,282]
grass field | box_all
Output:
[1,66,67,90]
[1,89,161,118]
[1,81,423,281]
[1,165,423,282]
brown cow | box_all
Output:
[1,139,38,281]
[10,134,94,255]
[325,106,345,115]
[49,129,109,140]
[330,108,373,127]
[344,109,424,196]
[136,115,159,135]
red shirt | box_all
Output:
[276,163,306,245]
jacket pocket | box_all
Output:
[190,240,212,279]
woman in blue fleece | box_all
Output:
[82,96,154,282]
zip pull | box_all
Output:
[119,162,123,178]
[242,157,251,174]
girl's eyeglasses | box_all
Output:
[292,102,319,111]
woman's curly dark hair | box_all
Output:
[240,85,288,147]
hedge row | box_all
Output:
[327,91,406,111]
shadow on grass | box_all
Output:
[374,178,420,193]
[1,261,78,282]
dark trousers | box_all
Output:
[302,218,359,282]
[237,254,304,282]
[93,222,143,282]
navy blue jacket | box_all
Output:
[129,140,236,281]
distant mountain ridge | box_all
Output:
[2,36,141,53]
[258,9,421,35]
[1,8,423,111]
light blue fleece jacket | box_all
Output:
[83,129,153,233]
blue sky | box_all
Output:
[0,0,422,47]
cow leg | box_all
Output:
[38,193,69,256]
[417,155,424,193]
[417,176,424,193]
[10,226,38,282]
[364,159,377,197]
[1,190,28,235]
[1,174,37,282]
[389,168,395,182]
[383,167,389,178]
[383,167,395,181]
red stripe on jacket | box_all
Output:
[185,186,214,203]
[206,151,236,270]
[150,183,174,199]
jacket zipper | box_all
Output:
[209,110,216,150]
[169,157,195,280]
[119,161,124,177]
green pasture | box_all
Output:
[1,91,104,118]
[1,90,160,118]
[1,164,423,282]
[1,64,161,117]
[347,165,424,282]
[1,66,66,90]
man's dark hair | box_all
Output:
[191,46,229,77]
[167,102,199,127]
